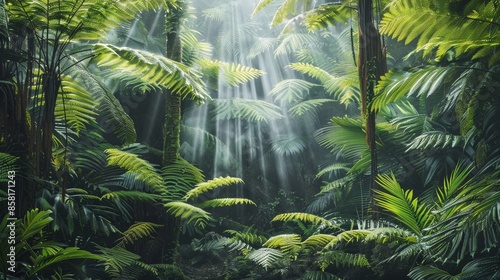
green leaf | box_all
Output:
[185,176,243,200]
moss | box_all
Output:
[475,139,489,169]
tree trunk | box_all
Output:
[357,0,387,219]
[162,2,185,265]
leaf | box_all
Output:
[116,222,163,247]
[247,248,284,270]
[272,212,333,227]
[198,59,264,87]
[198,198,256,208]
[164,201,212,229]
[270,134,307,156]
[185,176,243,200]
[212,98,284,123]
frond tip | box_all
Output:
[184,176,244,200]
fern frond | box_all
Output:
[289,99,335,116]
[272,212,333,227]
[55,76,97,134]
[316,163,350,179]
[198,59,264,87]
[303,3,350,31]
[270,134,307,156]
[263,234,302,257]
[314,117,367,160]
[162,157,204,201]
[247,247,284,270]
[406,131,464,151]
[316,251,370,270]
[100,191,160,203]
[199,198,256,208]
[247,37,279,59]
[164,201,211,229]
[373,66,456,112]
[0,153,18,183]
[269,78,316,106]
[213,98,284,123]
[302,234,337,250]
[92,44,209,102]
[105,149,164,194]
[225,228,268,247]
[184,176,243,200]
[116,222,163,247]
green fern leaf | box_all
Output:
[213,98,284,123]
[302,234,337,250]
[247,247,284,270]
[105,149,164,194]
[184,176,243,200]
[272,212,333,227]
[316,251,370,270]
[270,134,307,156]
[101,191,160,202]
[406,131,464,151]
[162,157,204,201]
[92,44,209,102]
[116,222,163,247]
[303,3,350,31]
[199,59,264,87]
[269,78,317,106]
[289,99,335,116]
[199,198,256,208]
[164,201,212,229]
[263,234,302,257]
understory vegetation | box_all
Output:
[1,0,499,279]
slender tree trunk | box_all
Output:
[357,0,387,219]
[162,2,185,265]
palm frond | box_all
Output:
[116,222,163,247]
[19,208,54,241]
[213,98,284,123]
[105,149,164,194]
[164,201,212,229]
[92,44,209,102]
[316,163,350,179]
[375,173,433,235]
[184,176,243,200]
[314,117,367,160]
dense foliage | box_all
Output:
[1,0,499,279]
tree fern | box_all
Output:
[116,222,163,247]
[184,176,244,200]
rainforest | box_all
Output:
[1,0,499,279]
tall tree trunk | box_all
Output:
[162,2,185,265]
[357,0,387,219]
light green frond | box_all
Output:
[375,173,434,235]
[303,3,350,31]
[263,234,302,257]
[28,247,103,278]
[269,78,317,106]
[19,208,53,241]
[105,149,164,194]
[274,33,319,56]
[199,59,263,87]
[336,230,371,244]
[373,66,456,112]
[92,44,209,102]
[101,191,160,203]
[55,76,97,134]
[270,134,307,156]
[380,0,500,64]
[406,131,464,151]
[272,212,333,227]
[289,99,335,116]
[225,228,268,247]
[199,198,256,208]
[181,31,213,66]
[213,98,284,123]
[185,176,243,200]
[302,234,337,250]
[165,201,212,229]
[364,227,417,244]
[314,117,367,160]
[162,157,205,201]
[316,163,350,179]
[116,222,163,247]
[247,247,284,270]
